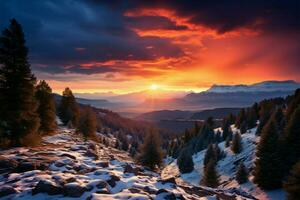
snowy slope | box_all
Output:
[0,125,255,200]
[162,126,286,200]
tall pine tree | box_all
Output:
[35,80,56,135]
[201,159,220,188]
[236,162,248,184]
[58,87,80,127]
[138,128,163,170]
[253,117,284,189]
[177,148,194,174]
[0,19,40,147]
[284,162,300,200]
[284,105,300,173]
[78,106,97,140]
[231,133,242,154]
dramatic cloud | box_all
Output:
[0,0,299,93]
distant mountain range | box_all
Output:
[69,80,300,114]
[136,107,241,121]
[207,80,300,93]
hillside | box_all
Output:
[0,124,255,200]
[162,125,285,200]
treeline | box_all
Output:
[169,89,300,199]
[0,19,99,147]
[0,19,57,147]
[0,19,165,171]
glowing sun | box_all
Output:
[150,84,159,90]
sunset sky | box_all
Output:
[1,0,299,94]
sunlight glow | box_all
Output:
[150,84,159,90]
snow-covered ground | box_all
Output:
[162,126,285,200]
[0,126,255,200]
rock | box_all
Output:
[0,156,19,173]
[88,143,98,151]
[109,155,115,160]
[96,181,108,189]
[95,188,110,194]
[156,189,176,200]
[96,161,109,168]
[107,174,120,187]
[16,161,37,172]
[124,164,140,175]
[65,177,77,183]
[142,186,156,195]
[32,180,63,195]
[84,149,99,160]
[54,161,65,167]
[61,153,76,160]
[0,186,17,197]
[159,177,176,185]
[128,188,142,193]
[63,183,87,198]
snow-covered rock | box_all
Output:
[0,125,256,200]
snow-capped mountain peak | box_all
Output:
[206,80,300,93]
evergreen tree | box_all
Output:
[231,133,242,154]
[138,128,163,170]
[35,80,56,135]
[214,143,225,161]
[78,106,97,140]
[286,89,300,121]
[0,19,40,147]
[204,144,216,167]
[240,122,247,134]
[201,159,220,188]
[235,109,246,128]
[236,162,248,184]
[177,148,194,174]
[222,118,231,141]
[121,137,129,151]
[256,101,274,135]
[253,118,284,189]
[284,162,300,200]
[284,105,300,172]
[58,87,80,127]
[246,106,258,129]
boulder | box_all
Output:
[96,161,109,168]
[124,164,140,175]
[107,174,120,187]
[158,177,176,185]
[0,156,19,173]
[84,149,99,160]
[0,186,17,197]
[156,189,176,200]
[142,186,156,195]
[32,180,63,195]
[61,153,76,160]
[16,161,37,172]
[63,183,87,197]
[65,177,77,183]
[128,188,142,193]
[54,161,65,168]
[96,181,108,189]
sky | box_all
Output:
[1,0,299,94]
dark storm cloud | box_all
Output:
[0,0,298,77]
[125,15,188,31]
[0,0,184,75]
[101,0,300,33]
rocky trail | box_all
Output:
[0,126,257,200]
